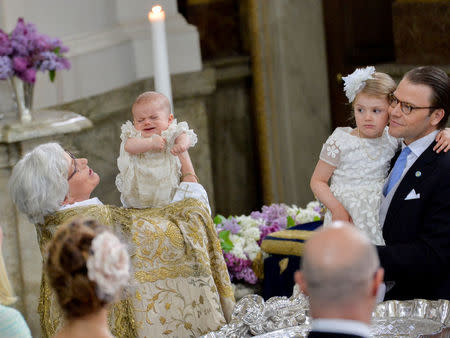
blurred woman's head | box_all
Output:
[0,227,17,306]
[45,218,129,319]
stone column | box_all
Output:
[249,0,331,206]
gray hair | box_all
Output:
[301,226,379,306]
[9,143,69,224]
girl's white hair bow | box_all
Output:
[342,66,376,103]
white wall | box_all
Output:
[0,0,201,112]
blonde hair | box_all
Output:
[355,72,396,102]
[132,91,171,117]
[0,250,17,306]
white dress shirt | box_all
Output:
[311,318,371,337]
[380,130,439,226]
[60,182,211,214]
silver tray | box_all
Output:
[203,296,450,337]
[371,299,450,337]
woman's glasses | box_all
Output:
[66,151,78,180]
[388,93,439,115]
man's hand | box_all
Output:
[171,133,190,156]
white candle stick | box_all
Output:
[149,5,173,113]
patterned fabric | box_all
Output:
[319,127,399,245]
[36,198,234,338]
[0,304,32,338]
[116,120,198,208]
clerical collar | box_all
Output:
[59,197,103,211]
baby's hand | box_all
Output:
[171,133,190,156]
[148,135,166,152]
[433,128,450,153]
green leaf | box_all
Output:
[213,214,226,225]
[54,47,61,55]
[49,70,56,82]
[287,216,296,228]
[313,215,321,221]
[218,230,233,253]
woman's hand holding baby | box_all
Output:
[171,133,191,156]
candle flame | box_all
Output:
[149,5,164,21]
[152,5,162,14]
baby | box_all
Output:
[116,91,197,208]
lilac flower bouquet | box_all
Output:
[214,201,323,284]
[0,18,70,83]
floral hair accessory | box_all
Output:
[86,231,130,302]
[342,66,376,103]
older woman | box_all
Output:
[9,143,234,338]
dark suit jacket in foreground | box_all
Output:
[377,141,450,300]
[308,331,365,338]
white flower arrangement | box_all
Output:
[342,66,376,102]
[86,231,130,301]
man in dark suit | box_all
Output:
[378,66,450,300]
[298,222,384,338]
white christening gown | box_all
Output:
[116,119,197,208]
[320,127,399,245]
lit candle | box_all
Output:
[148,5,173,112]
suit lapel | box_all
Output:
[385,141,439,227]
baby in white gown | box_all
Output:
[116,91,197,208]
[311,67,449,245]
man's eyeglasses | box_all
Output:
[388,93,439,115]
[66,151,78,181]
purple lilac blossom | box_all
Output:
[258,223,282,245]
[0,30,12,56]
[12,56,28,72]
[45,36,69,53]
[223,252,257,284]
[217,217,241,234]
[20,67,36,83]
[0,56,13,80]
[10,18,39,56]
[251,203,288,229]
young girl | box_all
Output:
[116,91,197,208]
[310,66,450,245]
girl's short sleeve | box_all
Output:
[175,121,198,147]
[319,131,341,167]
[120,121,140,141]
[163,119,198,147]
[383,126,402,149]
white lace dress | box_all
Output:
[320,127,399,245]
[116,119,197,208]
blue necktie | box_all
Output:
[384,146,411,196]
